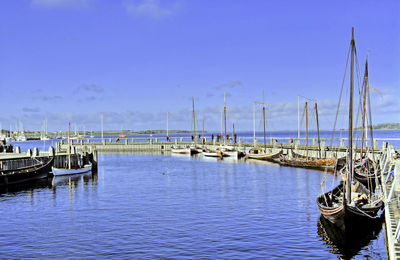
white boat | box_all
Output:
[171,146,192,155]
[52,163,92,176]
[51,121,92,176]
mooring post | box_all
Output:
[33,147,39,157]
[340,138,345,148]
[49,146,55,157]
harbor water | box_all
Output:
[0,144,387,259]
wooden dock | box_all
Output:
[59,136,386,159]
[380,143,400,259]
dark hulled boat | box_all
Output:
[317,28,384,231]
[0,156,54,186]
[317,180,383,231]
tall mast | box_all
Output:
[166,111,169,139]
[360,56,368,158]
[202,118,204,141]
[315,103,321,158]
[305,102,308,160]
[224,92,227,145]
[232,121,235,144]
[192,97,196,144]
[263,105,266,151]
[253,103,256,143]
[101,113,104,140]
[298,95,300,140]
[68,121,71,170]
[346,27,355,204]
[220,110,223,142]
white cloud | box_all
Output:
[32,0,91,8]
[125,0,181,19]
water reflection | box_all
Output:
[317,215,383,259]
[0,177,51,195]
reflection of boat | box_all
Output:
[51,122,92,176]
[51,172,92,186]
[317,215,383,259]
[0,157,54,186]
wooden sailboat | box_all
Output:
[52,122,92,176]
[317,28,383,231]
[279,102,338,171]
[353,57,381,186]
[171,98,198,155]
[0,157,54,186]
[247,101,282,161]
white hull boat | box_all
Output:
[52,163,92,176]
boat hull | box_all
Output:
[0,157,54,186]
[247,150,282,161]
[52,164,92,176]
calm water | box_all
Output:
[0,151,387,259]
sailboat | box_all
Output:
[279,102,338,171]
[247,101,282,161]
[217,93,241,158]
[171,98,198,155]
[353,57,381,187]
[316,28,383,231]
[52,122,92,176]
[40,118,50,140]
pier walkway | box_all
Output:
[380,143,400,259]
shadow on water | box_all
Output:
[317,215,383,259]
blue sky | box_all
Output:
[0,0,399,133]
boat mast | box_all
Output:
[192,97,196,144]
[298,95,300,141]
[232,121,235,144]
[101,113,104,140]
[305,102,308,160]
[263,105,266,151]
[360,56,368,158]
[346,27,355,204]
[253,102,256,143]
[166,111,169,140]
[202,118,204,142]
[68,121,71,170]
[224,92,227,145]
[315,103,321,158]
